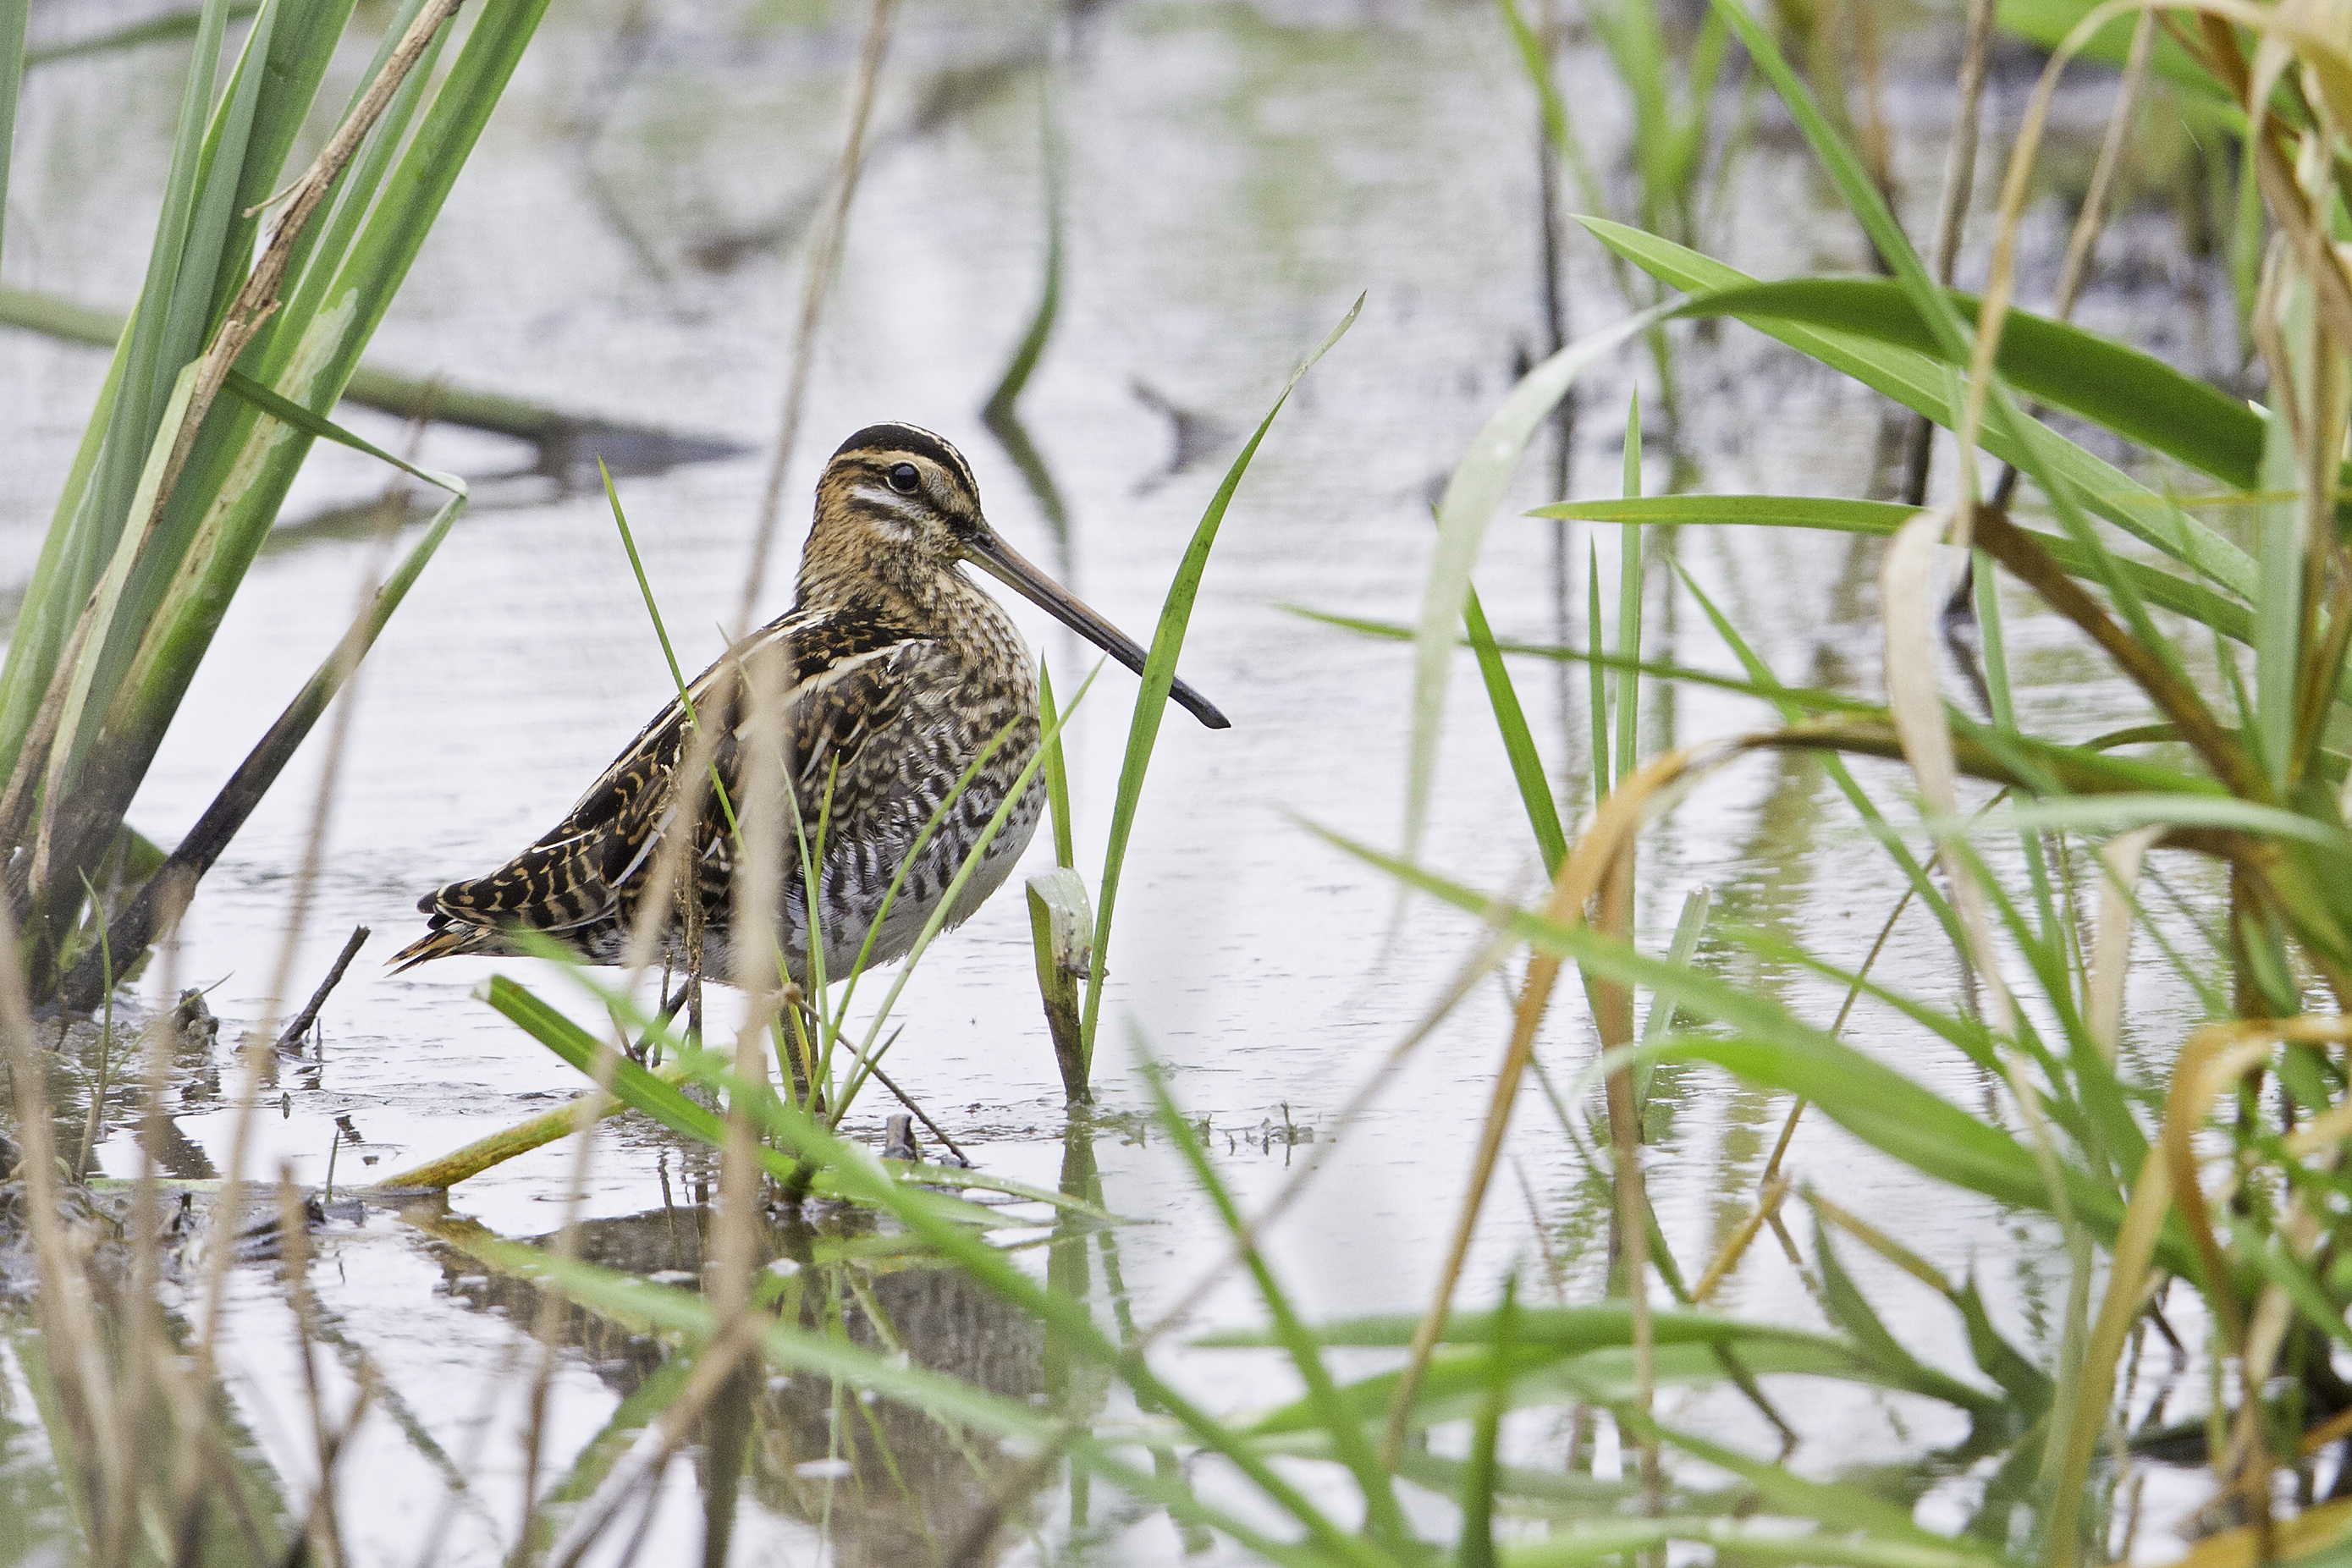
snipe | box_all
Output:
[389,423,1226,984]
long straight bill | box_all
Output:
[966,530,1231,729]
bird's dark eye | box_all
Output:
[887,463,921,495]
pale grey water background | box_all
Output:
[0,2,2241,1561]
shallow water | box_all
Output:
[0,3,2246,1562]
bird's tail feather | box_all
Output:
[386,919,502,974]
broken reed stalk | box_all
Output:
[273,924,369,1054]
[1027,867,1091,1101]
[373,1061,699,1191]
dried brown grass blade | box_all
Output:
[1377,745,1716,1470]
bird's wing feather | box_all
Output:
[422,607,934,938]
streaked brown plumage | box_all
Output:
[389,422,1226,984]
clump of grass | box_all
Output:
[30,4,2352,1564]
[0,0,546,1004]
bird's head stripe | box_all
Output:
[830,422,974,493]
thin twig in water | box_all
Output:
[274,924,369,1054]
[848,1040,970,1165]
[190,425,403,1389]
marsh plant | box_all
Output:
[18,1,2352,1566]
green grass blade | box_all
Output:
[1587,541,1609,795]
[1079,298,1362,1066]
[1409,300,1666,862]
[168,0,276,354]
[91,0,552,839]
[1663,277,2261,488]
[86,0,229,575]
[1575,218,2255,597]
[1614,390,1642,787]
[1812,1223,1968,1413]
[1542,494,2258,651]
[0,0,25,267]
[1455,1274,1517,1568]
[598,459,690,699]
[1301,822,2196,1275]
[472,974,1006,1225]
[1134,1048,1415,1554]
[1039,659,1075,869]
[1463,584,1566,875]
[1655,11,2226,740]
[219,367,460,492]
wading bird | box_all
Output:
[390,423,1226,984]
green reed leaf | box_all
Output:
[1545,495,2257,650]
[1664,278,2261,490]
[1410,302,1666,864]
[1135,1047,1414,1554]
[1462,583,1567,875]
[1577,218,2256,598]
[1081,296,1362,1069]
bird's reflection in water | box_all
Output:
[427,1202,1046,1565]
